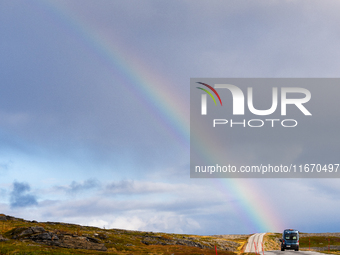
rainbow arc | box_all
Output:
[36,0,284,233]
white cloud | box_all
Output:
[87,213,200,233]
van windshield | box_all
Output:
[285,233,298,240]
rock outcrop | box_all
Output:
[0,234,9,242]
[6,226,107,251]
[141,234,239,251]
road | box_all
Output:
[244,234,325,255]
[244,233,266,253]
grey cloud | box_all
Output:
[10,182,38,208]
[65,0,340,78]
[10,178,340,234]
[2,0,340,235]
[0,162,11,175]
[104,180,172,195]
[41,182,226,218]
[102,180,221,200]
[55,179,100,194]
[0,188,7,198]
[0,1,188,173]
[38,195,224,221]
[2,0,340,175]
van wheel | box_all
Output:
[281,247,285,251]
[295,247,299,251]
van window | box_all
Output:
[285,233,297,240]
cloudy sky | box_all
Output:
[1,0,340,235]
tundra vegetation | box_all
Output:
[263,232,340,254]
[0,214,246,255]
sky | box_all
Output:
[1,0,340,235]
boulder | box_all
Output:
[0,235,9,242]
[59,235,107,251]
[6,227,107,252]
[16,226,46,237]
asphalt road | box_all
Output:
[244,234,325,255]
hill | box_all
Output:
[0,214,248,255]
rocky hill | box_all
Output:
[0,214,248,255]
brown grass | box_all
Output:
[0,215,242,255]
[262,233,281,251]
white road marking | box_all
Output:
[244,233,266,253]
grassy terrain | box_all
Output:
[0,214,242,255]
[262,232,340,252]
[318,251,340,255]
[262,233,281,251]
[299,236,340,248]
[211,235,250,253]
[234,238,248,253]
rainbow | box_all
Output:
[37,0,284,233]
